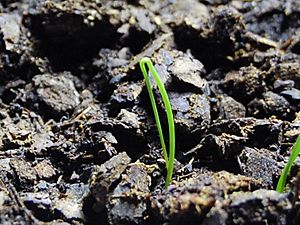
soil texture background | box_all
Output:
[0,0,300,225]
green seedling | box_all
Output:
[139,57,175,187]
[276,134,300,193]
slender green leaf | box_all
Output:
[139,57,176,187]
[276,134,300,192]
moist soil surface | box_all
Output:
[0,0,300,225]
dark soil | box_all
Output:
[0,0,300,224]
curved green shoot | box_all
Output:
[139,57,175,187]
[276,135,300,193]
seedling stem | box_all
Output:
[139,57,175,187]
[276,135,300,192]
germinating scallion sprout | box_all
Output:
[276,134,300,193]
[139,57,175,187]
